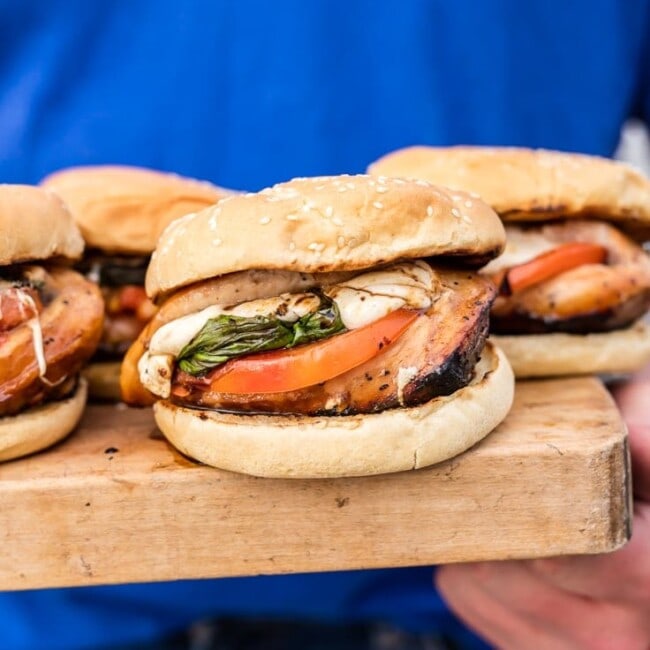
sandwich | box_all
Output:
[121,175,514,478]
[0,185,104,461]
[40,165,231,399]
[369,146,650,378]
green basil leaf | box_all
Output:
[177,294,345,376]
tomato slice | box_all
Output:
[506,242,607,294]
[119,285,148,311]
[193,308,420,395]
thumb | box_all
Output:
[611,378,650,501]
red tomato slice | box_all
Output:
[119,285,148,312]
[506,242,607,294]
[200,308,420,394]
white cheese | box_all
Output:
[482,227,558,275]
[138,351,174,398]
[326,261,436,330]
[396,366,418,406]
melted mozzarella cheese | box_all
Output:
[138,351,173,398]
[326,261,436,329]
[140,261,438,397]
[482,227,558,275]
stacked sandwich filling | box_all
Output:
[79,253,156,358]
[0,264,103,416]
[484,221,650,335]
[135,261,496,416]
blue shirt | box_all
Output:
[1,1,649,648]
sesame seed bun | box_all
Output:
[0,185,84,265]
[0,378,87,462]
[368,146,650,240]
[492,320,650,378]
[146,174,506,300]
[153,343,513,478]
[41,165,232,255]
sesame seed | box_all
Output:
[308,242,325,252]
[393,178,406,185]
[415,179,430,187]
[337,236,346,248]
[377,176,388,183]
[462,215,473,224]
[426,205,434,217]
[208,218,218,231]
[376,185,388,193]
[324,206,334,217]
[469,192,481,199]
[346,182,355,189]
[464,200,473,208]
[373,201,384,209]
[286,213,299,221]
[259,216,271,224]
[288,241,296,251]
[212,238,222,246]
[451,208,461,218]
[337,186,347,193]
[332,217,344,226]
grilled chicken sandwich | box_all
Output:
[121,175,514,478]
[369,146,650,378]
[40,165,231,399]
[0,185,104,461]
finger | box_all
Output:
[437,563,567,650]
[436,562,619,650]
[612,379,650,501]
[530,504,650,603]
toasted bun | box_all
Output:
[0,379,87,462]
[146,174,505,299]
[41,165,232,254]
[153,343,514,478]
[83,361,122,401]
[492,320,650,378]
[0,184,84,265]
[369,146,650,240]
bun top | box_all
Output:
[0,185,84,265]
[146,174,505,299]
[41,165,232,255]
[368,146,650,240]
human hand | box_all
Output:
[435,377,650,650]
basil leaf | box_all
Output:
[177,315,293,375]
[291,295,344,346]
[177,294,345,376]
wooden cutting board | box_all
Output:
[0,376,630,591]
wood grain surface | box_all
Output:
[0,377,631,591]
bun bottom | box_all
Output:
[153,343,514,478]
[492,320,650,378]
[83,361,122,401]
[0,378,87,462]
